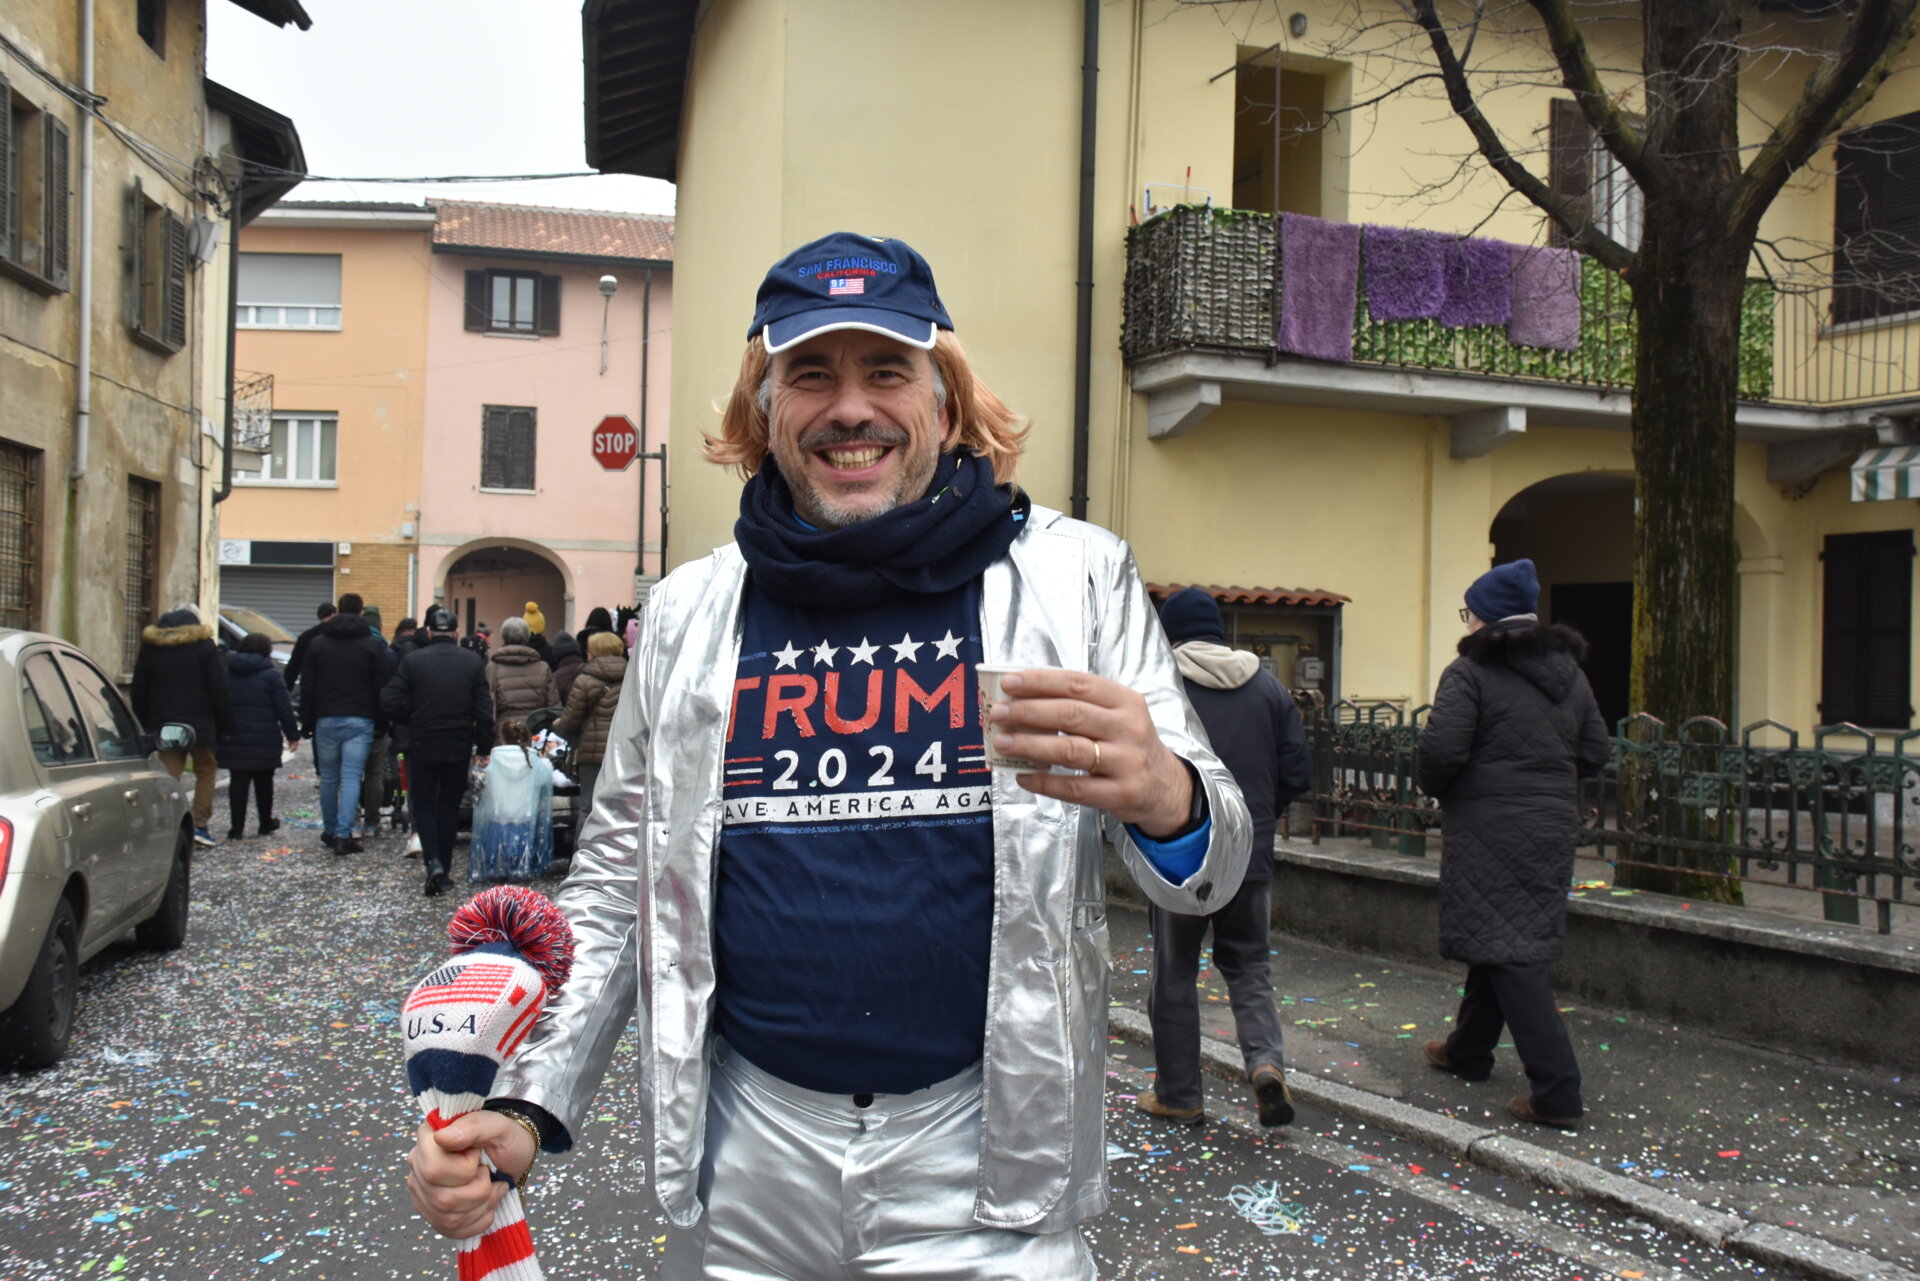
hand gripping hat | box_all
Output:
[748,232,954,353]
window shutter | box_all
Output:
[1833,111,1920,324]
[126,180,146,334]
[1547,99,1593,249]
[44,115,70,288]
[464,270,488,331]
[507,407,537,489]
[481,405,511,488]
[0,76,14,261]
[536,274,562,336]
[163,210,188,350]
[1821,530,1914,727]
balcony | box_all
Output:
[1121,207,1920,474]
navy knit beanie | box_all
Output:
[1159,587,1225,643]
[1464,559,1540,622]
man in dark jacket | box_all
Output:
[284,601,336,692]
[382,605,493,897]
[217,633,299,839]
[131,603,235,847]
[299,593,392,854]
[1416,559,1609,1129]
[1138,588,1311,1128]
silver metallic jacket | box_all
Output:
[495,506,1250,1233]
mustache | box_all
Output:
[798,425,908,452]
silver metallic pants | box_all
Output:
[666,1042,1097,1280]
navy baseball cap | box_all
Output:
[748,232,954,353]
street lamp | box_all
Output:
[598,274,618,375]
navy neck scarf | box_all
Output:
[735,449,1030,609]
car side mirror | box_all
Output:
[153,723,196,753]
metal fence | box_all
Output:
[1296,693,1917,934]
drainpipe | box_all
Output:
[62,0,96,639]
[1070,0,1098,520]
[636,265,652,588]
[213,187,240,504]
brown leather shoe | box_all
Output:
[1135,1089,1204,1125]
[1508,1094,1582,1129]
[1250,1064,1294,1127]
[1424,1038,1491,1082]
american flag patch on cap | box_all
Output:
[828,277,865,296]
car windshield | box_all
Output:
[218,605,296,644]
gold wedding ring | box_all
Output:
[1090,740,1102,775]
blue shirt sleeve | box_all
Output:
[1127,817,1211,884]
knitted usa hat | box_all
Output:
[404,886,575,1281]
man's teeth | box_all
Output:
[822,446,886,468]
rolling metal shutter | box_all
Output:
[218,566,333,635]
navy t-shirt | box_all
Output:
[712,578,995,1094]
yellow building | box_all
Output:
[216,202,436,633]
[1,0,306,677]
[583,0,1920,739]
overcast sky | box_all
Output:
[207,0,676,216]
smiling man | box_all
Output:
[407,232,1250,1279]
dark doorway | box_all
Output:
[1553,582,1632,732]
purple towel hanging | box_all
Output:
[1278,213,1361,363]
[1363,225,1447,322]
[1440,237,1513,328]
[1506,244,1582,350]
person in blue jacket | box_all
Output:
[218,632,300,840]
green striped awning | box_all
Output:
[1851,446,1920,501]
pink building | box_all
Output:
[417,202,673,636]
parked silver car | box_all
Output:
[0,630,195,1069]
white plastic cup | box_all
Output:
[976,664,1053,771]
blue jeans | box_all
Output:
[313,717,374,840]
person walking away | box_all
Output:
[1416,558,1609,1129]
[382,605,492,897]
[461,623,490,658]
[573,606,614,655]
[131,602,233,847]
[552,630,626,812]
[218,633,299,840]
[408,231,1251,1277]
[391,618,421,661]
[521,601,557,668]
[485,617,559,741]
[357,605,398,834]
[1137,587,1312,1128]
[549,633,585,703]
[299,593,390,855]
[284,600,336,692]
[468,721,554,883]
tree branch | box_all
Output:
[1526,0,1655,188]
[1407,0,1634,270]
[1732,0,1920,240]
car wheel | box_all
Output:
[136,827,192,952]
[0,899,80,1070]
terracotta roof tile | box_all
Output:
[1146,583,1350,608]
[433,200,674,263]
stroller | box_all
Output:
[522,706,581,865]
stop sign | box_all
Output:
[592,414,639,471]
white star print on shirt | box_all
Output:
[846,637,879,665]
[773,640,803,670]
[932,629,963,661]
[812,640,839,667]
[890,633,924,663]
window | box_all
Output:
[0,75,72,292]
[1547,99,1642,252]
[234,413,338,485]
[1821,529,1914,728]
[127,179,188,353]
[60,652,144,759]
[123,478,158,673]
[480,405,537,490]
[137,0,166,55]
[1229,58,1326,217]
[237,252,341,328]
[0,440,40,629]
[464,269,560,336]
[23,651,90,765]
[1833,110,1920,324]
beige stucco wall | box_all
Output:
[2,1,227,675]
[666,0,1920,734]
[220,221,433,627]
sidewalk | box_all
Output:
[1104,902,1920,1281]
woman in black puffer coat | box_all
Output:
[1416,559,1610,1130]
[218,633,300,839]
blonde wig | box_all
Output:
[704,331,1027,485]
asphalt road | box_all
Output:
[0,763,1794,1279]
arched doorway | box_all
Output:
[1490,474,1635,730]
[442,544,568,640]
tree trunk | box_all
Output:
[1618,200,1748,902]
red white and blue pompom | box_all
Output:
[448,885,576,994]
